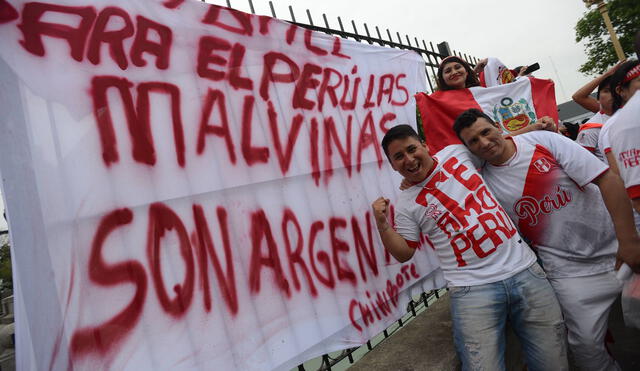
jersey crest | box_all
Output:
[533,158,551,173]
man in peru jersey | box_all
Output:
[454,108,640,371]
[609,32,640,215]
[372,124,568,371]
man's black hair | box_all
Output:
[610,59,640,113]
[452,108,498,143]
[381,124,420,159]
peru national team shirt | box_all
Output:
[394,145,536,287]
[609,92,640,201]
[598,110,621,165]
[576,111,609,162]
[481,131,616,278]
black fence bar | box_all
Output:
[337,16,345,32]
[306,9,313,26]
[288,5,296,22]
[351,20,361,42]
[268,0,276,17]
[322,354,331,371]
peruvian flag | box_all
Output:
[416,77,558,154]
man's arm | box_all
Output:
[592,170,640,272]
[508,116,556,137]
[372,197,416,262]
[571,78,604,113]
[571,60,625,112]
[605,151,620,175]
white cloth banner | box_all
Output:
[0,0,442,370]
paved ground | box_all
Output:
[609,296,640,370]
[349,295,523,371]
[348,293,640,371]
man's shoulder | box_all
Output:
[515,130,558,143]
[614,93,640,131]
[434,144,475,162]
[515,130,579,154]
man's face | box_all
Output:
[458,117,507,164]
[387,136,435,184]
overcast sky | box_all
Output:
[211,0,600,104]
[0,0,607,232]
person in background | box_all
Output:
[572,61,625,161]
[598,59,640,173]
[372,124,568,371]
[453,108,640,370]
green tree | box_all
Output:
[0,237,11,293]
[575,0,640,75]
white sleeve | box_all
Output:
[394,201,420,243]
[518,131,608,186]
[443,144,484,169]
[575,128,600,152]
[598,121,613,155]
[610,94,640,199]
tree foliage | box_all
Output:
[575,0,640,76]
[0,237,11,293]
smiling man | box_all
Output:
[453,108,640,371]
[372,124,568,371]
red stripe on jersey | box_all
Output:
[405,239,420,249]
[604,147,612,154]
[415,89,482,154]
[529,77,559,129]
[627,185,640,200]
[514,144,559,245]
[583,146,596,153]
[579,123,603,132]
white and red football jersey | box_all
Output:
[481,131,616,278]
[576,111,609,162]
[609,92,640,200]
[597,110,622,165]
[394,145,536,287]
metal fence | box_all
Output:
[202,1,472,370]
[208,0,478,94]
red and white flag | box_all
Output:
[479,57,517,87]
[416,76,558,154]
